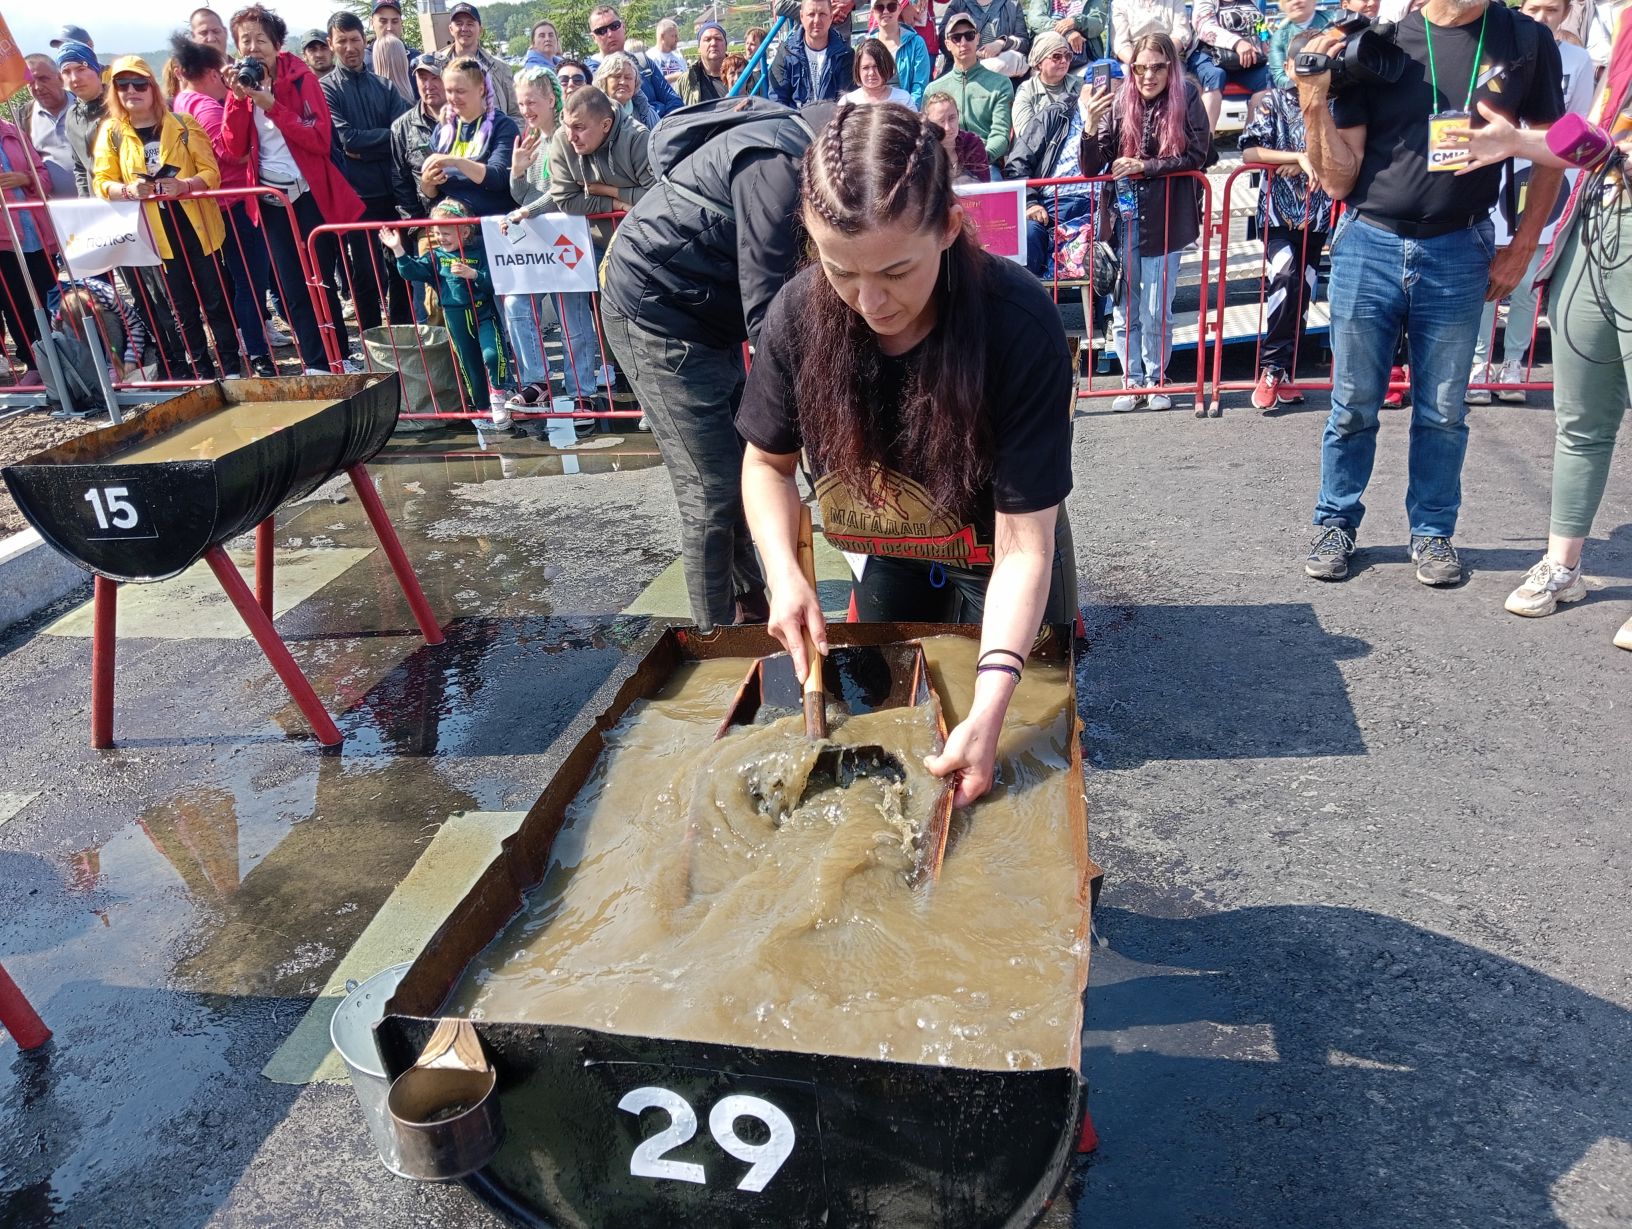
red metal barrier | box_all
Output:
[305,212,638,423]
[1206,164,1556,415]
[0,961,50,1052]
[1022,171,1214,414]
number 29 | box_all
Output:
[618,1086,796,1193]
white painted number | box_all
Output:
[83,486,139,531]
[709,1094,797,1193]
[618,1086,797,1193]
[618,1086,706,1185]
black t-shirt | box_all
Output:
[137,125,164,178]
[1333,5,1564,225]
[736,257,1073,570]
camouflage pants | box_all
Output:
[602,309,765,631]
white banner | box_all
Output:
[481,212,598,296]
[46,198,162,276]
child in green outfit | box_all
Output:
[380,199,517,434]
[1266,0,1330,87]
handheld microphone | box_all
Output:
[1545,113,1616,169]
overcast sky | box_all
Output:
[10,0,346,58]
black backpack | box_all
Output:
[649,97,821,219]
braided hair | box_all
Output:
[434,57,498,158]
[795,102,991,516]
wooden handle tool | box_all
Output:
[795,504,827,740]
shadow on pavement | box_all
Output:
[1080,603,1370,769]
[1076,905,1632,1228]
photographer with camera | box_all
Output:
[222,4,365,374]
[1296,0,1566,588]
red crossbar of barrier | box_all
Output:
[304,212,639,423]
[0,961,50,1052]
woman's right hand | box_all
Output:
[767,569,828,687]
[1079,84,1112,129]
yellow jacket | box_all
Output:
[92,110,225,260]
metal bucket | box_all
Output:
[330,961,414,1176]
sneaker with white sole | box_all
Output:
[1410,535,1463,586]
[488,402,513,431]
[1305,523,1356,580]
[263,319,294,348]
[1504,556,1587,616]
[1494,359,1527,403]
[1251,369,1282,411]
[1147,390,1173,411]
[1110,386,1146,412]
[1465,363,1491,405]
[340,357,365,374]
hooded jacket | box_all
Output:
[601,99,832,350]
[66,89,109,198]
[222,50,364,224]
[773,28,855,106]
[91,57,227,260]
[546,109,654,248]
[321,60,410,201]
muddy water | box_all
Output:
[449,636,1089,1071]
[112,400,333,463]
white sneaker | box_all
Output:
[1616,615,1632,651]
[340,358,365,374]
[1495,359,1527,403]
[488,403,513,430]
[1504,556,1588,617]
[264,319,294,348]
[1110,387,1145,412]
[302,366,331,375]
[1146,390,1173,411]
[1465,363,1492,405]
[341,299,356,322]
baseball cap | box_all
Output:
[50,24,92,48]
[943,12,978,33]
[413,51,445,75]
[299,28,329,48]
[371,0,403,11]
[448,2,482,21]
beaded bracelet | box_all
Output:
[975,663,1022,684]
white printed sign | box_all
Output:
[47,198,162,276]
[481,212,598,295]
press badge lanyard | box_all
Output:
[1424,9,1488,171]
[1425,9,1488,115]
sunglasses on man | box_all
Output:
[871,1,899,11]
[946,27,979,42]
[591,19,623,35]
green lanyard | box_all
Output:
[1424,8,1489,114]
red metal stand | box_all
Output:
[1076,1107,1099,1154]
[254,518,274,617]
[91,577,117,750]
[204,547,343,747]
[347,463,445,645]
[0,961,50,1051]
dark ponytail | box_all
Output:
[795,102,992,517]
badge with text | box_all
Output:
[1427,110,1471,173]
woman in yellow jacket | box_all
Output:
[93,56,242,380]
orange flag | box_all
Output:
[0,14,28,102]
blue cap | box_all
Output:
[50,24,92,48]
[54,41,101,74]
[697,21,728,40]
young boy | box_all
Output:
[1266,0,1330,87]
[381,201,518,435]
[1240,29,1337,410]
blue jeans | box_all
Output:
[1111,212,1181,386]
[501,292,555,387]
[556,291,600,398]
[1315,214,1493,538]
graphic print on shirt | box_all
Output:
[814,468,995,566]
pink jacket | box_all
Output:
[173,88,260,224]
[0,119,56,254]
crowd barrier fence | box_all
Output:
[0,168,1560,424]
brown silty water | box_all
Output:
[449,636,1090,1072]
[109,400,334,463]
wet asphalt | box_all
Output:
[2,397,1630,1229]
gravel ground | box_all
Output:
[0,412,97,534]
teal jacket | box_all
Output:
[395,245,496,314]
[1267,11,1331,88]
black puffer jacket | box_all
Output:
[601,99,836,351]
[1003,98,1079,208]
[321,63,409,201]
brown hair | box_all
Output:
[797,102,991,515]
[854,37,897,84]
[229,4,288,46]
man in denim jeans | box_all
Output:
[1294,0,1564,585]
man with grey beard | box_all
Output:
[1295,0,1564,588]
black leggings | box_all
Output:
[851,510,1078,625]
[154,205,240,378]
[0,247,54,370]
[260,191,349,370]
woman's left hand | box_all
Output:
[1111,156,1144,179]
[924,708,1004,808]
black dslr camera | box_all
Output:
[1293,13,1407,92]
[233,55,267,90]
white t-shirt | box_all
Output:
[1490,38,1597,246]
[653,47,687,77]
[845,86,914,105]
[255,106,303,187]
[806,42,829,89]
